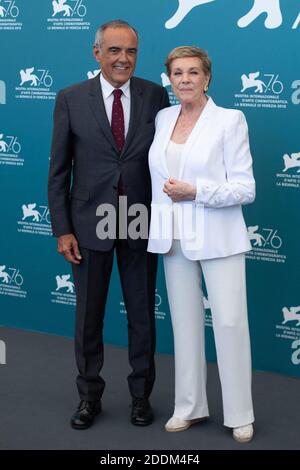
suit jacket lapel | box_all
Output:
[120,77,143,158]
[88,75,119,152]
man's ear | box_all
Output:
[93,46,101,65]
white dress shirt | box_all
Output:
[100,73,131,136]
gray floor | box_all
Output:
[0,327,299,450]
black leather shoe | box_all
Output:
[131,398,153,426]
[71,399,102,430]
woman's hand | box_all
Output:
[163,178,196,202]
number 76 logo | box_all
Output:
[248,226,283,249]
[0,1,19,18]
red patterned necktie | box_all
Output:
[111,89,125,196]
[111,89,125,152]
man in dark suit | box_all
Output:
[48,20,169,430]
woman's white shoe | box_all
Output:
[165,416,207,432]
[233,424,254,443]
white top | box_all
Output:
[166,140,184,179]
[100,73,131,136]
[166,140,185,239]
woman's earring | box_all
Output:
[204,85,209,92]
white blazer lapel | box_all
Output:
[178,97,217,180]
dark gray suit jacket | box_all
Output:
[48,75,169,251]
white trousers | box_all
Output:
[163,240,254,428]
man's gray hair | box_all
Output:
[94,20,139,50]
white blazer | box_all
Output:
[147,97,255,260]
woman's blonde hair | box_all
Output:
[165,46,212,85]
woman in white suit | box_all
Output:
[148,46,255,442]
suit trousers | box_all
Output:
[163,240,254,427]
[72,239,157,402]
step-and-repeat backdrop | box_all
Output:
[0,0,299,376]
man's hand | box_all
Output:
[57,234,82,264]
[163,178,196,202]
